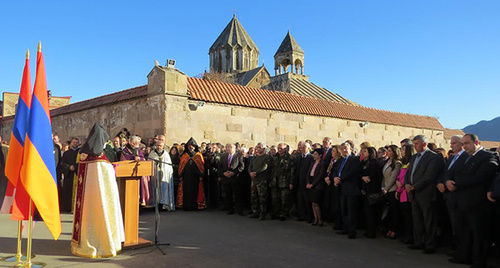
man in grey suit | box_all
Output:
[404,135,443,254]
[218,143,245,215]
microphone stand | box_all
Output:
[146,157,172,255]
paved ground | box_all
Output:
[0,209,498,267]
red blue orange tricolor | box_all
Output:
[4,50,35,221]
[5,50,31,187]
[21,43,61,240]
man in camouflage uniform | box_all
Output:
[248,142,272,220]
[271,143,296,221]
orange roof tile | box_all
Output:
[187,77,444,130]
[444,128,466,139]
[51,85,147,117]
[481,140,500,150]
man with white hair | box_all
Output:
[218,143,245,215]
[436,134,468,249]
[148,135,175,211]
[121,135,152,206]
[292,141,314,222]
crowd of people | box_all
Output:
[48,129,500,267]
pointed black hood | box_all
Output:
[185,137,199,152]
[80,123,110,157]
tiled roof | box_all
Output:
[443,128,465,139]
[288,77,358,106]
[51,85,147,117]
[209,15,258,52]
[275,31,304,56]
[481,140,500,150]
[186,77,444,130]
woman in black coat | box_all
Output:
[307,148,326,226]
[360,146,383,238]
[323,145,343,228]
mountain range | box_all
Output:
[463,116,500,142]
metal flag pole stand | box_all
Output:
[1,221,34,265]
[18,200,45,268]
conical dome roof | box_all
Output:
[210,15,259,52]
[274,31,304,56]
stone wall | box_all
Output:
[2,92,71,117]
[164,97,446,148]
[1,94,165,144]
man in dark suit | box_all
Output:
[436,135,468,250]
[53,134,62,199]
[446,134,498,267]
[60,137,80,212]
[218,143,245,215]
[292,141,314,222]
[404,135,443,253]
[321,137,333,170]
[334,142,361,239]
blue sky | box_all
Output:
[1,1,499,130]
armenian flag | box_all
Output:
[4,50,35,220]
[20,43,60,240]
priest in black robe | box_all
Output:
[177,138,205,210]
[60,137,80,212]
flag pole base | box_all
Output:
[16,261,46,268]
[2,255,35,262]
[10,263,25,268]
[10,261,27,268]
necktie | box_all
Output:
[228,154,232,168]
[448,154,459,170]
[465,155,472,164]
[410,153,422,184]
[338,157,348,177]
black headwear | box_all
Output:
[80,123,110,157]
[185,137,199,152]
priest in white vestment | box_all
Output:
[71,123,125,258]
[148,135,175,211]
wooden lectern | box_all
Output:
[114,160,155,249]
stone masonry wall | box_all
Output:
[164,95,446,149]
[1,94,165,144]
[1,91,446,149]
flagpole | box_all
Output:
[15,221,23,263]
[2,221,28,265]
[14,49,29,265]
[21,200,45,268]
[3,49,33,267]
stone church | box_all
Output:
[1,15,448,148]
[207,15,357,105]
